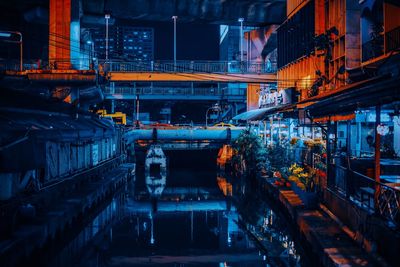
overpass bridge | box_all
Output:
[1,60,276,84]
[103,60,276,83]
[1,60,275,105]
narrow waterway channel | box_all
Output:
[44,150,308,267]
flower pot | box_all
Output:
[291,182,317,209]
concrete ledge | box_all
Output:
[259,177,375,267]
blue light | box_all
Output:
[0,32,12,38]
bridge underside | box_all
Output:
[108,72,276,83]
[84,0,285,26]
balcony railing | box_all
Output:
[386,26,400,53]
[100,60,277,74]
[362,26,400,63]
[329,163,400,227]
[362,38,384,62]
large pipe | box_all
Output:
[124,128,243,143]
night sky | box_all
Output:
[114,20,220,61]
[0,11,220,61]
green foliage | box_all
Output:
[233,130,270,174]
[266,144,288,171]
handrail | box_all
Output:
[100,60,277,74]
[0,59,278,74]
[329,163,400,227]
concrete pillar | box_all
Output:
[374,105,381,209]
[70,0,81,69]
[49,0,71,69]
[49,0,81,69]
[111,100,115,113]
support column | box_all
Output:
[49,0,72,69]
[346,120,351,155]
[374,105,381,209]
[70,0,81,69]
[327,120,334,188]
[356,121,362,157]
[111,100,115,113]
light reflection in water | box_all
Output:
[49,165,304,266]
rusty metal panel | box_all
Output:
[84,144,91,168]
[70,145,78,171]
[247,84,260,111]
[58,143,70,175]
[46,142,59,180]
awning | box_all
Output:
[233,107,275,121]
[233,104,293,121]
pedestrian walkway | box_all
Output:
[260,176,379,267]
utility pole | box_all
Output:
[105,13,110,61]
[238,18,244,61]
[172,16,178,70]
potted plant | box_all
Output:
[287,163,317,208]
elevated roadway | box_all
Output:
[104,60,276,83]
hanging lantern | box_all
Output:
[377,124,389,136]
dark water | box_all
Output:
[50,150,305,267]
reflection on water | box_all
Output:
[47,154,305,267]
[217,174,302,267]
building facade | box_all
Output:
[91,26,154,61]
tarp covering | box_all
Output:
[233,104,293,121]
[233,107,276,121]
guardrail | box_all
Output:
[329,163,400,227]
[1,59,277,74]
[100,60,277,74]
[0,59,93,71]
[103,86,245,96]
[386,26,400,53]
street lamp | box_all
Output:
[238,18,244,62]
[0,31,23,71]
[105,13,110,62]
[172,15,178,70]
[205,104,221,128]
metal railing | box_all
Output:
[0,59,94,71]
[100,60,277,74]
[386,26,400,53]
[1,59,277,74]
[329,163,400,227]
[362,26,400,63]
[362,38,384,62]
[103,86,245,96]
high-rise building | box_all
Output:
[91,26,154,60]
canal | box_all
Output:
[43,150,307,267]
